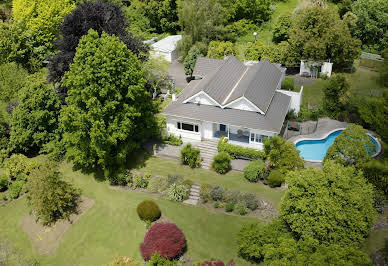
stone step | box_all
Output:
[191,187,200,193]
[190,191,200,197]
[183,199,198,205]
[188,195,200,200]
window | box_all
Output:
[195,125,199,132]
[251,133,267,143]
[182,123,194,131]
[177,122,181,129]
[250,133,255,142]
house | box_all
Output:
[150,35,182,62]
[163,56,299,150]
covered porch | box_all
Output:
[213,124,250,145]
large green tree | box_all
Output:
[280,161,376,246]
[351,0,388,53]
[9,71,61,154]
[322,74,350,115]
[288,6,361,69]
[232,0,272,24]
[184,46,202,77]
[272,13,292,44]
[324,125,374,168]
[0,62,28,102]
[206,41,235,59]
[60,29,157,177]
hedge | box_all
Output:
[218,137,265,160]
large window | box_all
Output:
[177,122,199,132]
[250,133,268,143]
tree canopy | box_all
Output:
[288,6,361,69]
[0,62,28,102]
[272,13,292,44]
[280,161,376,246]
[323,74,350,115]
[184,46,202,77]
[48,0,147,97]
[60,29,157,177]
[207,41,235,59]
[9,71,61,154]
[324,125,374,168]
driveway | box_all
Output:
[168,60,189,90]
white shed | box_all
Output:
[150,35,182,62]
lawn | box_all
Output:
[0,157,274,265]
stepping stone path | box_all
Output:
[183,184,200,205]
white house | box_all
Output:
[163,56,300,150]
[150,35,182,62]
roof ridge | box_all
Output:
[222,66,249,105]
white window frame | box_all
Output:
[177,121,199,133]
[250,133,268,143]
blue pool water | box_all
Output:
[295,130,380,161]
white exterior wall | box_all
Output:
[321,62,333,77]
[277,86,303,114]
[226,98,256,112]
[248,129,277,150]
[202,121,213,139]
[187,92,216,106]
[151,50,172,62]
[166,116,201,141]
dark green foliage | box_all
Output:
[264,136,304,172]
[210,185,224,201]
[379,49,388,87]
[0,62,28,102]
[180,143,201,168]
[163,135,183,146]
[281,161,376,246]
[9,71,61,154]
[148,252,176,266]
[0,113,8,151]
[211,152,231,174]
[112,169,131,186]
[323,74,350,116]
[0,175,8,192]
[363,160,388,196]
[136,200,161,222]
[241,193,258,211]
[272,13,291,43]
[184,46,202,77]
[281,77,294,91]
[60,30,157,177]
[324,125,374,168]
[243,159,266,182]
[7,179,25,200]
[267,170,284,188]
[225,202,234,212]
[27,162,81,225]
[218,137,265,160]
[132,173,150,189]
[231,0,272,24]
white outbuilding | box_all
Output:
[150,35,182,62]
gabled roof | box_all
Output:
[192,57,224,77]
[151,35,182,53]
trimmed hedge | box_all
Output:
[211,152,231,174]
[218,137,265,160]
[137,200,161,222]
[140,222,186,260]
[281,77,294,91]
[180,143,201,168]
[267,170,284,188]
[243,159,266,182]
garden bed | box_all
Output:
[22,195,94,255]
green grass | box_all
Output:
[302,79,327,107]
[0,158,271,265]
[129,153,284,207]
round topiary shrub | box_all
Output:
[243,159,266,182]
[136,200,161,222]
[211,152,231,174]
[267,170,284,188]
[140,222,186,260]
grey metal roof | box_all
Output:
[164,81,291,133]
[192,57,224,77]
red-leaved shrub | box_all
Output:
[140,222,186,260]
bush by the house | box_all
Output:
[167,183,189,202]
[210,185,225,201]
[218,137,265,160]
[225,202,235,212]
[5,154,40,180]
[241,193,259,211]
[243,159,266,182]
[140,222,186,260]
[7,180,25,200]
[163,134,183,146]
[137,200,161,222]
[281,77,294,91]
[180,144,201,168]
[267,170,284,188]
[148,176,167,193]
[211,152,231,174]
[234,201,248,216]
[200,183,212,203]
[223,190,240,204]
[27,162,81,225]
[132,173,150,189]
[166,174,184,187]
[0,175,8,192]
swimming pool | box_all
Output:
[295,129,381,162]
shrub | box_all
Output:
[218,137,265,160]
[133,173,149,189]
[210,185,225,201]
[27,163,81,225]
[225,202,235,212]
[182,179,193,189]
[140,222,186,260]
[107,255,141,266]
[167,184,189,202]
[200,183,212,203]
[148,252,176,266]
[180,144,201,168]
[0,175,8,192]
[7,180,25,200]
[363,160,388,196]
[267,170,284,187]
[243,159,266,182]
[281,77,294,91]
[166,174,183,187]
[112,169,131,186]
[234,201,248,215]
[214,202,221,208]
[211,152,231,174]
[137,200,161,222]
[5,154,40,180]
[164,134,183,146]
[223,190,240,204]
[148,176,167,193]
[241,193,258,211]
[0,149,9,166]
